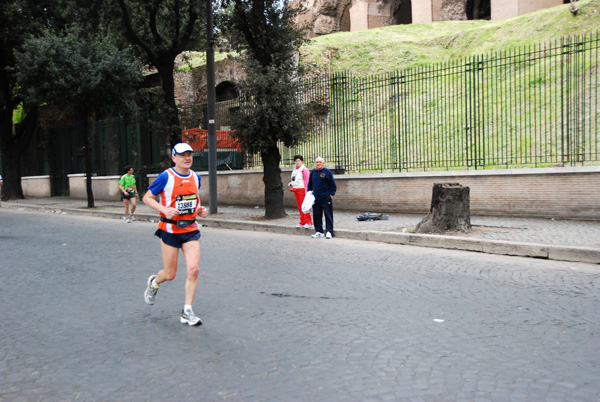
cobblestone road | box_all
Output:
[1,209,599,401]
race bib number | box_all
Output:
[175,194,197,215]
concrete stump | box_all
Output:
[415,183,471,234]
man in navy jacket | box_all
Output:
[307,157,337,239]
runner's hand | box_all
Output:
[163,207,180,219]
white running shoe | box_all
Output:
[311,232,325,238]
[180,309,203,326]
[130,215,136,221]
[303,224,314,229]
[326,231,333,239]
[144,275,159,304]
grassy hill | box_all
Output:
[181,1,599,75]
[299,0,600,76]
[178,0,600,173]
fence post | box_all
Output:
[561,35,588,166]
[561,36,570,165]
[465,56,484,169]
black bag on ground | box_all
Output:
[356,212,389,221]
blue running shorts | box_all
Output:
[154,229,200,248]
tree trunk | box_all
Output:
[415,183,471,234]
[1,149,24,200]
[261,145,287,219]
[83,112,95,208]
[157,61,182,147]
[0,104,38,201]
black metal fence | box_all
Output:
[33,32,600,190]
[34,115,164,196]
[276,32,599,172]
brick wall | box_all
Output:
[199,167,600,220]
[67,167,599,219]
[491,0,563,20]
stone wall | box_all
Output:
[329,167,600,219]
[195,167,599,220]
[68,174,122,201]
[491,0,563,20]
[174,56,246,109]
[22,176,52,198]
[62,167,600,219]
[438,0,468,20]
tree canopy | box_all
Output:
[111,0,207,146]
[15,30,141,115]
[222,0,311,218]
[0,0,98,199]
[14,28,142,207]
[0,0,207,200]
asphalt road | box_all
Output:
[1,208,599,401]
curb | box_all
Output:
[199,217,600,265]
[4,202,599,264]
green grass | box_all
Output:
[288,1,600,172]
[181,1,600,75]
[300,0,600,76]
[289,34,600,172]
[175,51,241,72]
[183,1,600,172]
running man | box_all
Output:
[119,165,138,222]
[142,143,208,326]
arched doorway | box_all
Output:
[466,0,491,20]
[393,0,412,25]
[215,81,238,102]
[340,3,351,32]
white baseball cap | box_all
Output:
[172,143,194,156]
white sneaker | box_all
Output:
[130,215,136,221]
[295,223,303,228]
[311,232,325,238]
[144,275,159,305]
[303,224,314,229]
[326,232,333,239]
[126,218,131,223]
[180,309,203,326]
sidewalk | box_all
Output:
[3,196,600,264]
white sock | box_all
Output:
[151,279,159,289]
[184,304,193,312]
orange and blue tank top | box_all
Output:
[148,168,201,234]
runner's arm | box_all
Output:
[142,190,180,219]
